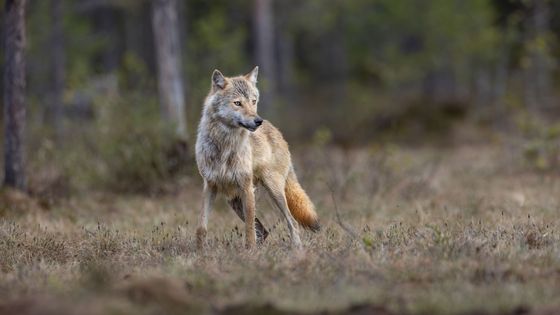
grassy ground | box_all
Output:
[1,141,560,315]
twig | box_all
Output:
[327,182,359,240]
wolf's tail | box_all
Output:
[285,168,320,232]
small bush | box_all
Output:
[516,111,560,172]
[26,91,193,196]
[93,93,191,193]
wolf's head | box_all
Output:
[205,67,263,132]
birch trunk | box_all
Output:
[254,0,276,102]
[152,0,187,140]
[3,0,27,190]
[49,0,64,141]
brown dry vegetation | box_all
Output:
[1,138,560,315]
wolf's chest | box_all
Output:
[196,137,253,192]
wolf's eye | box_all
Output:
[252,100,256,105]
[234,101,242,107]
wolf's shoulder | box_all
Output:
[251,120,288,147]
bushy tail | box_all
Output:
[285,169,320,232]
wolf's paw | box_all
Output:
[245,232,257,250]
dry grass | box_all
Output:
[1,142,560,315]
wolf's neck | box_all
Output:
[202,114,249,149]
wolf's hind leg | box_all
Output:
[196,181,216,249]
[228,197,269,244]
[262,174,302,249]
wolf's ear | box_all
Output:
[245,66,258,84]
[212,69,226,89]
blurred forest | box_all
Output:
[2,0,560,194]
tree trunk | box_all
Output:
[524,0,553,112]
[92,7,122,73]
[3,0,27,190]
[493,46,509,111]
[152,0,187,140]
[0,8,4,112]
[276,22,295,97]
[532,0,553,111]
[49,0,64,141]
[254,0,276,103]
[474,66,491,109]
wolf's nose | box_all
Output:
[254,117,263,126]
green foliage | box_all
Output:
[184,3,249,128]
[312,127,333,147]
[93,93,188,193]
[27,0,101,93]
[516,111,560,172]
[290,0,499,88]
[119,52,154,91]
[26,92,190,195]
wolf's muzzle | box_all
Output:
[239,117,263,132]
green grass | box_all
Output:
[1,143,560,315]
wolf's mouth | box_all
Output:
[239,122,258,132]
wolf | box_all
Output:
[195,67,320,249]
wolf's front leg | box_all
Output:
[241,180,257,249]
[196,181,216,249]
[228,197,269,244]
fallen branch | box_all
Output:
[327,182,359,240]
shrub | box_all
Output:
[516,111,560,172]
[93,93,191,193]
